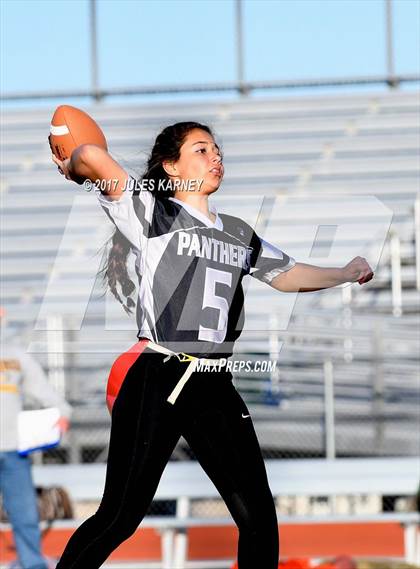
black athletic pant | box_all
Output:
[56,348,279,568]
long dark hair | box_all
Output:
[105,121,214,314]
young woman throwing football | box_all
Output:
[52,121,373,568]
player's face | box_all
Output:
[172,129,224,194]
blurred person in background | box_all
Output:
[0,307,72,569]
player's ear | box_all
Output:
[162,160,177,177]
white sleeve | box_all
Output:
[250,235,296,284]
[96,178,155,251]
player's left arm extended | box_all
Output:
[270,256,374,293]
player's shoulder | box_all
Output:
[219,213,256,240]
[149,195,197,237]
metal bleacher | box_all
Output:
[1,90,419,463]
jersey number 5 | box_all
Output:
[198,267,232,344]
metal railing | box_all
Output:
[2,74,420,102]
[1,0,419,103]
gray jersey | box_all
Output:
[98,180,296,357]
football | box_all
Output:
[49,105,107,161]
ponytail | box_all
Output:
[104,229,136,314]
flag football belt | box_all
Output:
[145,340,221,405]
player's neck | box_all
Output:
[174,194,216,224]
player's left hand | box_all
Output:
[342,256,374,285]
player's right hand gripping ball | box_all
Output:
[49,105,107,161]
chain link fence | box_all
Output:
[27,306,419,518]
